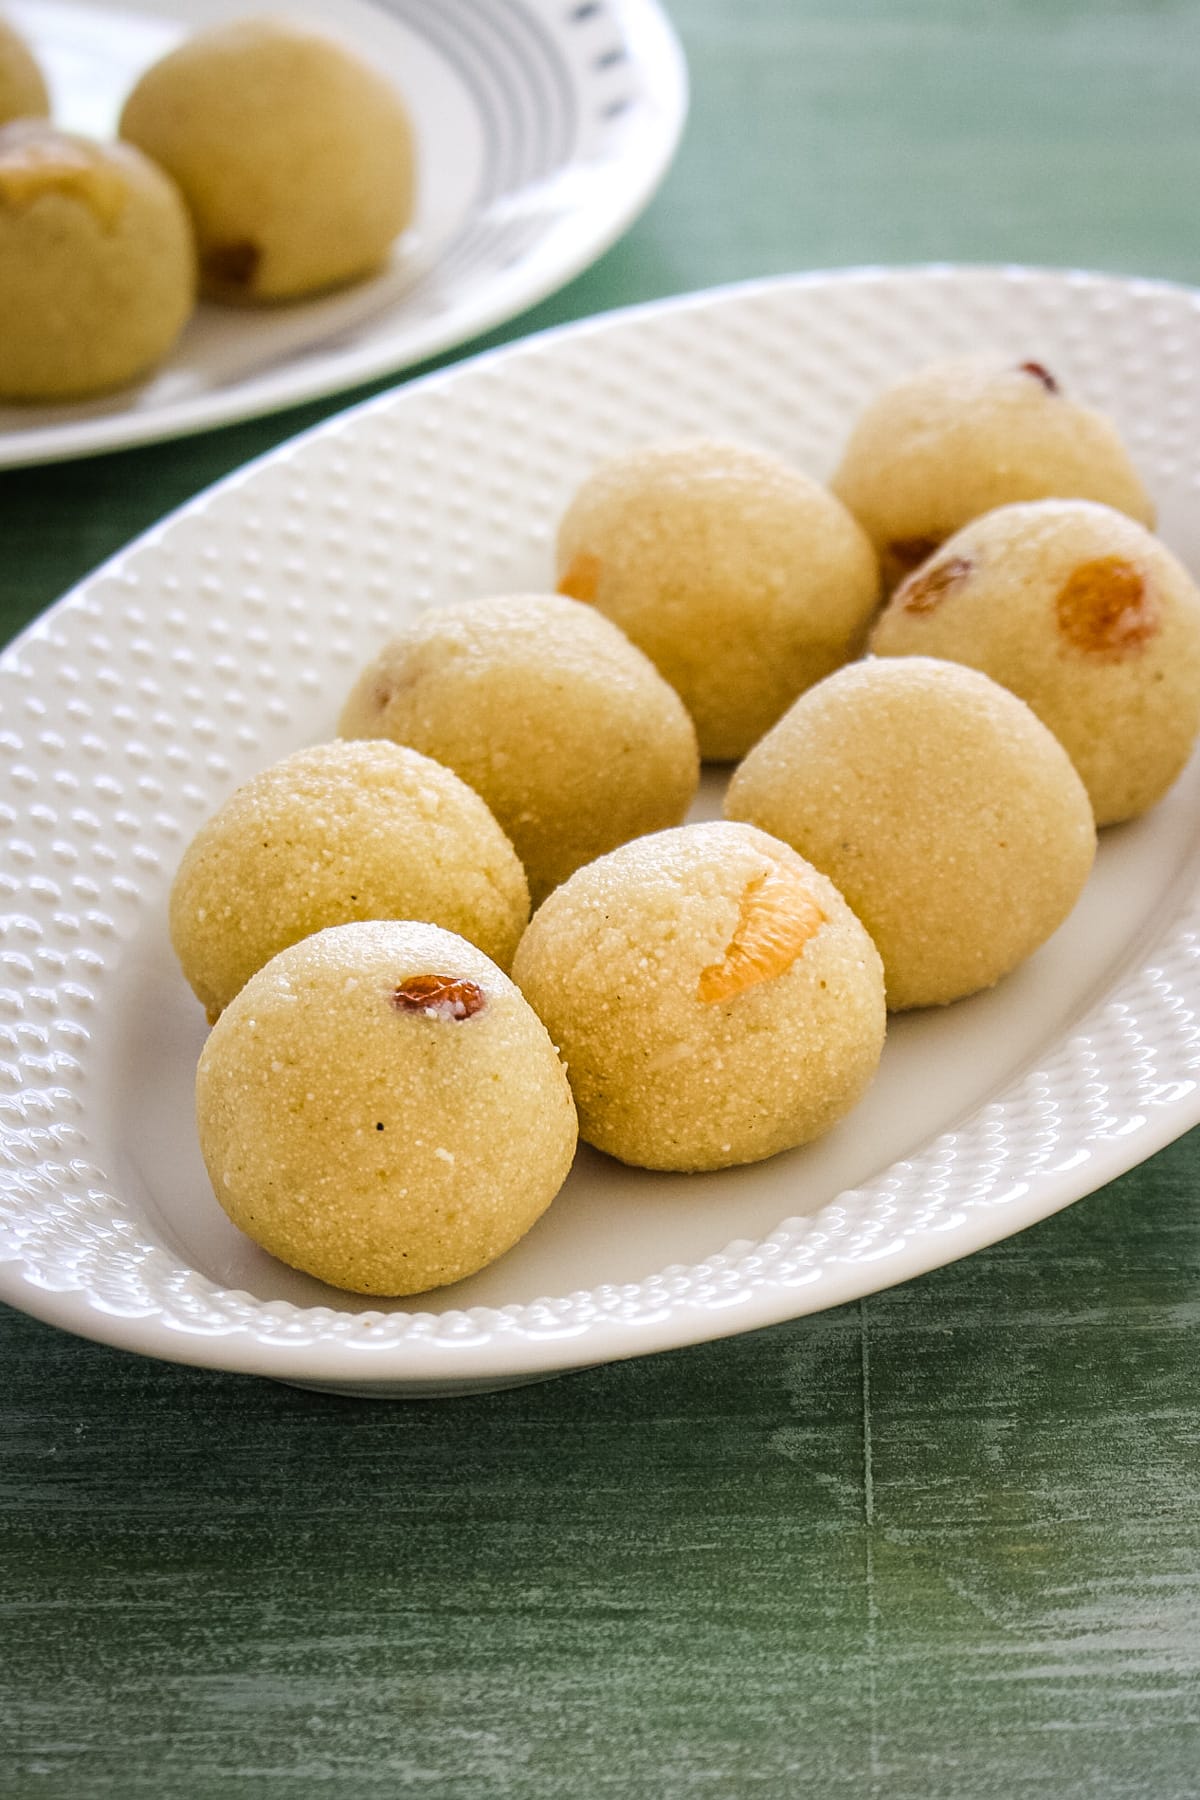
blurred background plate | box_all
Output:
[0,0,688,468]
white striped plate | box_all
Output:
[0,0,687,467]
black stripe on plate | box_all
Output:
[377,0,515,203]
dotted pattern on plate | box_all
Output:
[3,266,1200,1359]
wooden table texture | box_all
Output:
[3,2,1200,1795]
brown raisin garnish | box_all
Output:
[896,554,973,616]
[203,239,261,290]
[557,550,602,604]
[392,974,487,1020]
[1018,360,1059,394]
[1055,556,1159,658]
[698,864,826,1004]
[886,535,943,578]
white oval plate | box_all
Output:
[4,264,1200,1397]
[0,0,687,469]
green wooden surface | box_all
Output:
[4,2,1200,1794]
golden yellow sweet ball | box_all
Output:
[120,16,415,302]
[556,438,880,760]
[0,121,195,401]
[0,16,49,123]
[870,500,1200,826]
[725,657,1097,1011]
[831,356,1156,590]
[196,921,578,1296]
[340,593,700,908]
[170,739,529,1023]
[511,821,886,1172]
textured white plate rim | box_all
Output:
[4,260,1200,1391]
[0,0,689,470]
[4,1096,1193,1386]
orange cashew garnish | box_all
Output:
[698,863,826,1003]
